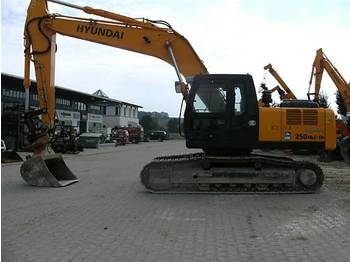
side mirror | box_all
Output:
[174,81,189,97]
[174,81,182,93]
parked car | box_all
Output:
[148,130,167,142]
[78,133,102,148]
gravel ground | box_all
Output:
[2,140,350,262]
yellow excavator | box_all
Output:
[308,48,350,162]
[258,63,298,107]
[260,63,322,112]
[21,0,336,193]
[263,63,297,100]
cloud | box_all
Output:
[1,0,350,116]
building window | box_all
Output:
[2,89,25,99]
[88,122,103,133]
[105,106,116,116]
[89,105,101,111]
[74,101,86,111]
[115,107,119,116]
[56,98,71,106]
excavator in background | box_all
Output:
[259,63,297,107]
[259,84,294,105]
[263,64,297,100]
[21,0,336,192]
[308,48,350,163]
[259,63,320,110]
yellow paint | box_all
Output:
[259,107,336,150]
[259,107,281,141]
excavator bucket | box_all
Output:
[20,154,78,187]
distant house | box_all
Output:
[92,89,142,129]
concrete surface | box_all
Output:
[2,140,350,262]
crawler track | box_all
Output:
[140,153,324,194]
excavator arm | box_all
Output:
[264,64,297,100]
[24,0,208,134]
[258,64,297,107]
[308,48,350,115]
[308,48,350,163]
[21,0,210,186]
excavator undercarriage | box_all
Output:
[141,153,324,193]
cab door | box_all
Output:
[224,75,259,149]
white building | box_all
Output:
[92,89,141,130]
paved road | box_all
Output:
[2,140,350,262]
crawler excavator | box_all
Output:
[260,63,319,109]
[263,63,297,100]
[21,0,336,192]
[259,63,298,107]
[308,48,350,163]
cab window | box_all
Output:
[234,85,245,115]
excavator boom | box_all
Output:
[24,0,208,130]
[264,63,297,100]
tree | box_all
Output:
[318,92,330,108]
[140,115,160,133]
[336,91,347,117]
[167,118,179,133]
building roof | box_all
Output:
[92,89,109,98]
[1,72,142,108]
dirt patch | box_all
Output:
[276,151,350,192]
[291,235,308,241]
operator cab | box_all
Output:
[184,74,259,155]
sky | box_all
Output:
[1,0,350,116]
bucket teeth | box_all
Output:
[20,154,78,187]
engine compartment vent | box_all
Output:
[303,110,318,125]
[286,109,301,125]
